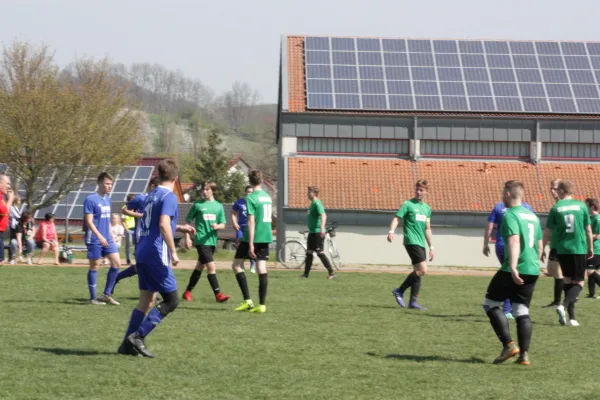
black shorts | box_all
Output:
[586,255,600,270]
[307,232,324,252]
[234,241,270,261]
[485,270,538,306]
[196,245,216,264]
[405,245,426,265]
[557,254,587,281]
[549,248,559,262]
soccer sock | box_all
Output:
[185,269,202,292]
[116,265,137,283]
[502,299,512,314]
[590,272,600,296]
[258,273,268,305]
[398,271,417,293]
[486,307,512,346]
[563,284,582,320]
[87,269,97,300]
[103,267,120,296]
[304,253,314,276]
[207,273,221,295]
[136,308,163,338]
[235,272,251,300]
[567,301,576,321]
[409,275,422,303]
[125,308,146,339]
[516,315,532,353]
[250,259,255,268]
[554,278,564,304]
[317,252,334,275]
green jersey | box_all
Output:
[396,199,431,247]
[546,199,591,255]
[308,199,325,233]
[500,205,542,276]
[591,214,600,255]
[186,199,226,246]
[242,190,273,244]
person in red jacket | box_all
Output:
[0,173,15,265]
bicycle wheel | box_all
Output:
[278,240,307,269]
[327,238,343,270]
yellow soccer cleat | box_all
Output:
[249,305,266,313]
[234,300,254,311]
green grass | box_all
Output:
[0,267,599,399]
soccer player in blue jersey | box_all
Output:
[232,185,255,273]
[483,199,534,319]
[118,158,194,358]
[84,172,123,305]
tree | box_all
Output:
[0,40,143,212]
[224,170,247,203]
[220,81,259,133]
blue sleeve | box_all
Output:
[232,200,240,213]
[126,195,143,210]
[161,193,178,218]
[488,205,499,223]
[83,197,95,215]
[523,202,533,212]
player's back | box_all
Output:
[245,190,273,244]
[500,206,541,275]
[549,199,590,255]
[135,187,178,266]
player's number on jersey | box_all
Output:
[262,204,272,222]
[564,214,574,233]
[527,223,534,248]
[143,202,153,231]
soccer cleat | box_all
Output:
[250,266,256,274]
[98,294,120,305]
[542,302,560,308]
[234,300,254,311]
[586,294,600,299]
[327,274,337,280]
[568,319,580,326]
[215,293,230,303]
[90,299,106,305]
[118,340,142,357]
[126,333,155,358]
[515,351,530,366]
[408,301,428,310]
[182,291,193,302]
[492,342,519,364]
[250,304,266,313]
[556,305,566,326]
[300,274,309,279]
[505,312,515,320]
[392,289,406,308]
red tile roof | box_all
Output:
[287,157,600,213]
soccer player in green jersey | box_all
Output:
[232,170,273,313]
[300,186,336,280]
[544,180,594,326]
[388,180,434,310]
[541,179,565,308]
[483,181,542,366]
[182,182,230,303]
[584,198,600,298]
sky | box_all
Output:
[2,0,600,104]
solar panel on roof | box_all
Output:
[304,36,600,114]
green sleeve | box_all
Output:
[536,220,543,242]
[502,212,519,238]
[186,203,198,223]
[316,201,325,214]
[217,204,226,224]
[583,206,591,227]
[396,202,407,219]
[427,205,432,219]
[247,196,256,216]
[546,207,556,230]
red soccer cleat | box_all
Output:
[215,292,230,303]
[182,291,193,302]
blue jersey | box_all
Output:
[232,197,248,227]
[126,193,148,213]
[488,201,534,247]
[135,186,178,267]
[83,193,113,245]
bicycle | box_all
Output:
[277,222,342,270]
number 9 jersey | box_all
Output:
[547,199,591,255]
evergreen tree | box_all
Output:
[190,128,230,202]
[224,171,247,203]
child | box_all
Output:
[103,214,125,265]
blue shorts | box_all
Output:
[87,242,118,260]
[137,262,178,293]
[495,244,505,265]
[236,228,245,241]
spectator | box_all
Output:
[10,212,36,265]
[0,173,15,265]
[35,213,59,265]
[122,194,136,264]
[103,214,125,266]
[8,197,23,261]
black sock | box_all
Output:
[563,284,582,320]
[410,275,422,303]
[486,307,512,346]
[589,273,597,296]
[590,272,600,296]
[567,301,576,321]
[304,253,313,276]
[258,273,268,305]
[516,315,532,353]
[235,272,250,300]
[207,273,221,295]
[185,269,202,292]
[554,278,564,304]
[317,252,334,274]
[398,271,417,293]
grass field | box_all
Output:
[1,266,599,400]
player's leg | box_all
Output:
[314,233,336,279]
[250,244,269,313]
[482,271,519,364]
[562,255,585,326]
[204,247,229,302]
[86,245,105,304]
[511,275,538,365]
[124,229,131,264]
[97,246,121,305]
[543,250,564,307]
[233,242,253,311]
[495,245,513,318]
[586,269,597,298]
[183,246,206,301]
[302,233,319,278]
[392,245,424,308]
[36,241,49,264]
[113,264,138,293]
[586,256,600,298]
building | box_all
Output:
[276,35,600,267]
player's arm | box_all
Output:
[211,205,226,231]
[425,218,435,261]
[320,211,327,238]
[160,215,178,265]
[387,216,400,242]
[231,208,240,231]
[507,234,523,285]
[122,208,143,219]
[483,222,495,256]
[84,213,107,246]
[586,225,594,259]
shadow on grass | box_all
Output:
[33,347,115,356]
[2,298,92,306]
[366,351,486,364]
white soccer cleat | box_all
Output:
[90,299,106,305]
[568,319,580,327]
[556,305,566,325]
[97,294,120,305]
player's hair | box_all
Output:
[44,213,54,221]
[557,180,574,194]
[149,176,161,189]
[157,158,179,182]
[248,169,263,186]
[415,179,429,190]
[20,212,31,224]
[126,193,136,201]
[504,180,524,197]
[245,185,253,192]
[550,179,561,187]
[307,186,320,196]
[586,198,599,211]
[202,181,217,192]
[97,172,114,184]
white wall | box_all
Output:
[284,224,499,268]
